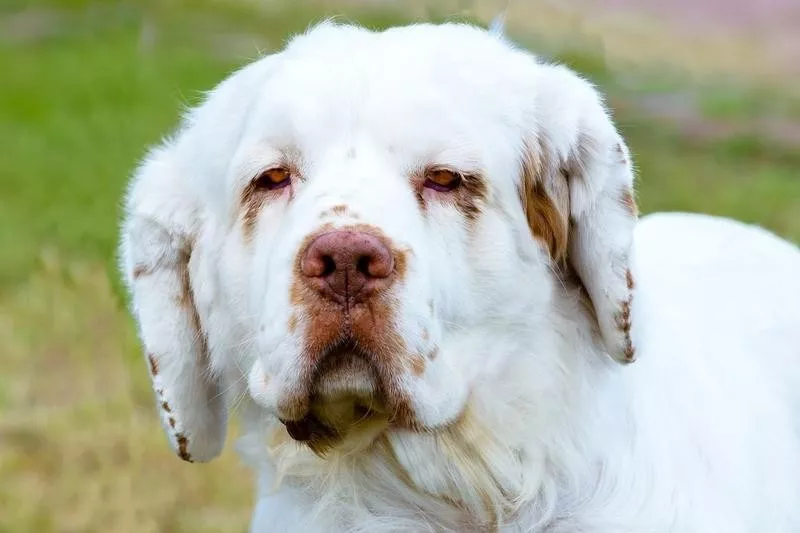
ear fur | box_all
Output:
[118,54,278,461]
[120,145,226,462]
[520,63,639,364]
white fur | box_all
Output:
[119,21,800,532]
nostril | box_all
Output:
[320,255,336,277]
[356,255,371,277]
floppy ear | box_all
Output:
[119,55,277,462]
[119,144,226,462]
[520,63,639,364]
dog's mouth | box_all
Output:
[279,341,389,450]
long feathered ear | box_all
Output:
[119,55,276,462]
[119,144,226,463]
[520,63,639,364]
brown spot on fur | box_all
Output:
[331,204,348,215]
[132,264,151,279]
[620,187,639,217]
[148,354,159,376]
[519,141,570,263]
[409,354,426,376]
[413,167,488,223]
[161,401,172,413]
[175,434,193,462]
[176,245,209,357]
[454,173,489,223]
[168,417,176,428]
[626,269,635,291]
[615,298,633,333]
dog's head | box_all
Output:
[120,22,638,463]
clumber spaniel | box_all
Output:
[119,21,800,533]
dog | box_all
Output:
[118,21,800,532]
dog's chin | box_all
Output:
[280,345,391,455]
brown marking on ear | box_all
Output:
[616,298,632,333]
[176,245,209,354]
[620,187,639,217]
[148,354,159,376]
[176,434,193,462]
[161,401,172,413]
[519,145,569,263]
[409,354,426,376]
[615,296,636,362]
[133,264,152,279]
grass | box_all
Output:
[1,1,797,531]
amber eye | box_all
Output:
[253,167,291,190]
[424,169,462,192]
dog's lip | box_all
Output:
[279,414,337,442]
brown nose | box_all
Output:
[300,230,394,302]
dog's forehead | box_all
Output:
[247,23,528,147]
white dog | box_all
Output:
[119,21,800,532]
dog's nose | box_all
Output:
[300,230,394,302]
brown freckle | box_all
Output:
[393,248,408,282]
[409,354,426,376]
[132,264,151,279]
[148,354,159,376]
[161,401,172,413]
[175,434,192,462]
[620,188,639,217]
[168,417,176,428]
[626,269,635,291]
[622,343,636,362]
[615,298,633,334]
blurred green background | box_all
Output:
[1,0,797,531]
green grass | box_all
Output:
[1,1,798,531]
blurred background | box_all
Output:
[1,0,798,531]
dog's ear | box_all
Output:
[120,143,226,463]
[520,63,639,364]
[119,57,276,462]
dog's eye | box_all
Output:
[424,169,462,192]
[254,167,291,190]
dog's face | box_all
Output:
[120,22,639,462]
